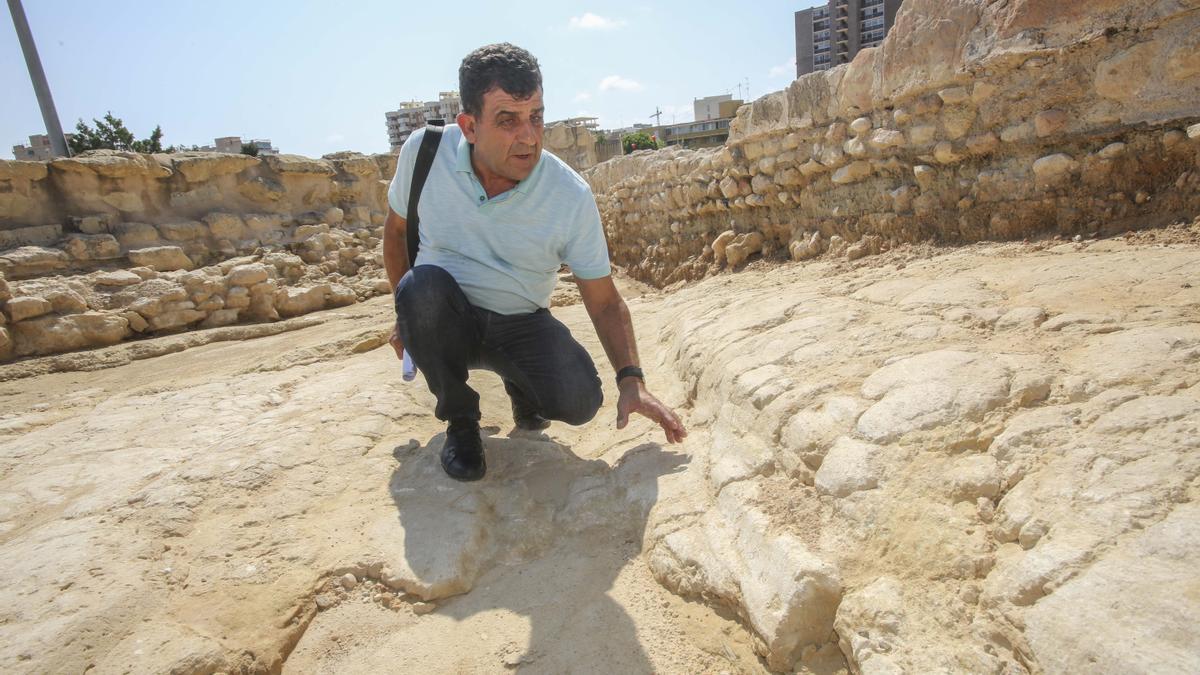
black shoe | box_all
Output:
[511,399,551,431]
[441,419,485,481]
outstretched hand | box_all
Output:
[616,379,688,444]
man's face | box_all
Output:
[459,87,544,185]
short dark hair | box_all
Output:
[459,43,543,116]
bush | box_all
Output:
[622,131,660,154]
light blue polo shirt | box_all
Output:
[388,124,611,315]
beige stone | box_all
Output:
[204,213,247,240]
[1034,109,1069,137]
[933,142,964,164]
[6,296,53,322]
[966,132,1000,156]
[113,222,160,249]
[12,311,129,357]
[831,161,873,185]
[128,246,194,272]
[157,221,209,242]
[868,129,905,150]
[1032,154,1079,187]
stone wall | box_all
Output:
[586,0,1200,287]
[0,150,399,362]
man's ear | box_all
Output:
[457,112,477,143]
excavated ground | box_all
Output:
[1,223,1198,674]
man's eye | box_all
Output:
[499,118,515,128]
[531,116,543,125]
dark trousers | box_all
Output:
[394,265,603,425]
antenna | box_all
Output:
[649,107,663,125]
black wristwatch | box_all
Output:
[616,365,644,385]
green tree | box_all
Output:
[69,112,165,154]
[240,143,259,157]
[622,131,659,154]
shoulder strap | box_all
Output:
[406,120,446,267]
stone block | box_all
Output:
[157,221,209,242]
[12,311,129,357]
[113,222,160,249]
[127,246,194,272]
[0,246,68,278]
[6,296,53,322]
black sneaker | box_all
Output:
[441,419,485,481]
[511,399,551,431]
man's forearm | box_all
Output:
[588,298,640,374]
[382,211,410,290]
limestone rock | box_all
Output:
[1024,504,1200,673]
[112,222,160,249]
[649,482,842,671]
[172,153,258,182]
[128,247,194,272]
[831,161,872,185]
[12,311,129,357]
[815,437,885,497]
[204,213,247,240]
[157,221,209,242]
[1032,154,1078,187]
[226,263,270,287]
[0,246,69,278]
[94,270,144,287]
[857,350,1011,442]
[6,296,53,322]
[62,234,122,262]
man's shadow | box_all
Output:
[388,429,689,672]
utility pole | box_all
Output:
[8,0,70,157]
[649,107,663,126]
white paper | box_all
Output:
[402,350,417,382]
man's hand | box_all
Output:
[389,324,404,360]
[616,379,688,444]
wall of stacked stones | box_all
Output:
[0,150,400,362]
[585,0,1200,287]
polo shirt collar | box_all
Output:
[455,133,545,196]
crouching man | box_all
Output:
[384,43,685,481]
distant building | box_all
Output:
[12,133,73,160]
[694,94,735,122]
[215,136,243,154]
[654,117,736,150]
[795,0,903,77]
[386,91,462,151]
[198,136,278,155]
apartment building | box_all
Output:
[795,0,903,77]
[11,133,73,160]
[385,91,462,151]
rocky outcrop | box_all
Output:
[585,0,1200,286]
[0,222,391,359]
[0,149,390,232]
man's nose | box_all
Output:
[516,119,537,145]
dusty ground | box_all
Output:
[1,224,1198,673]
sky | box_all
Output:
[2,1,823,158]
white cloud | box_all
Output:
[573,91,593,102]
[326,133,345,143]
[568,12,626,30]
[598,75,644,92]
[769,56,797,78]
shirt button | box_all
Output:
[479,195,485,202]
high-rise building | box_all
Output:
[385,91,462,151]
[795,0,903,77]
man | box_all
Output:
[385,43,686,481]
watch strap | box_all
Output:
[616,365,644,385]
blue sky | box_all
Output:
[3,1,822,158]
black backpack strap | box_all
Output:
[405,120,446,267]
